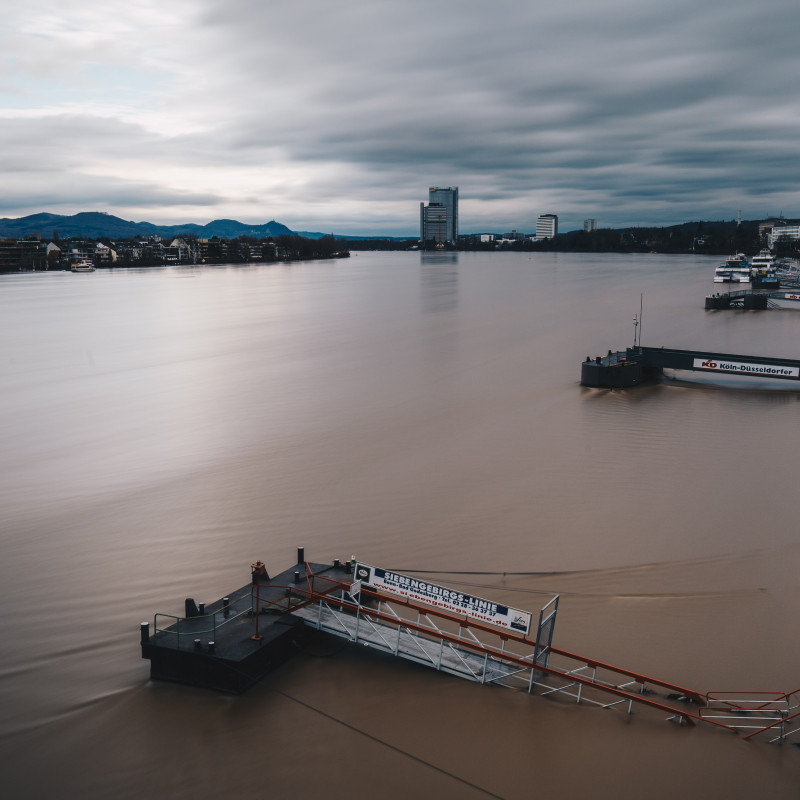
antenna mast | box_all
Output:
[638,293,643,349]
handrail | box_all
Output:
[292,582,699,725]
[743,708,800,741]
[153,588,256,644]
[303,567,704,704]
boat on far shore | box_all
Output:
[713,253,751,283]
[751,249,776,274]
[70,260,95,273]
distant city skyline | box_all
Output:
[3,2,800,236]
[2,207,796,242]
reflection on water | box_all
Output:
[1,253,799,799]
[420,251,459,314]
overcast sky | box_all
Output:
[3,0,800,235]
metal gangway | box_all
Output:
[272,563,800,744]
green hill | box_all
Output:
[0,212,295,239]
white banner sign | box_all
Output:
[784,293,800,301]
[692,357,798,378]
[354,563,531,635]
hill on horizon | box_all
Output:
[0,212,297,240]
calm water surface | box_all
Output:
[1,252,799,798]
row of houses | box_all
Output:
[0,237,278,271]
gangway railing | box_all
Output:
[151,558,797,744]
[247,563,797,744]
[286,564,705,727]
[699,690,800,744]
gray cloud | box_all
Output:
[3,0,800,233]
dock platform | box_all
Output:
[140,550,353,692]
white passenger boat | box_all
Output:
[70,259,95,272]
[751,249,776,274]
[713,253,751,283]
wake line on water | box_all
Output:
[392,560,733,579]
[425,579,765,600]
[0,684,139,743]
[391,542,800,579]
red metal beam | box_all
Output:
[294,580,698,725]
[304,569,705,704]
[742,708,800,741]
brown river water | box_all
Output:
[1,251,799,798]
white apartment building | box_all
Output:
[536,214,558,240]
[770,225,800,247]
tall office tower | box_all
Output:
[584,218,597,233]
[420,186,459,244]
[536,213,558,240]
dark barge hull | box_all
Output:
[142,611,310,693]
[140,557,345,693]
[581,352,661,388]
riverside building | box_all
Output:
[770,225,800,247]
[420,186,458,245]
[536,214,558,240]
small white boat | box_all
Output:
[71,259,95,272]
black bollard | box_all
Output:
[293,570,300,584]
[297,546,305,564]
[194,639,202,651]
[208,641,215,654]
[198,602,205,616]
[185,598,199,618]
[140,622,150,645]
[223,597,230,618]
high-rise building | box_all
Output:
[584,219,597,232]
[536,214,558,240]
[420,186,458,245]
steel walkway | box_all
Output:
[273,563,800,744]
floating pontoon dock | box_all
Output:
[581,346,800,389]
[141,549,799,744]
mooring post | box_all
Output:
[297,546,305,564]
[140,622,150,645]
[223,597,230,618]
[250,561,263,641]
